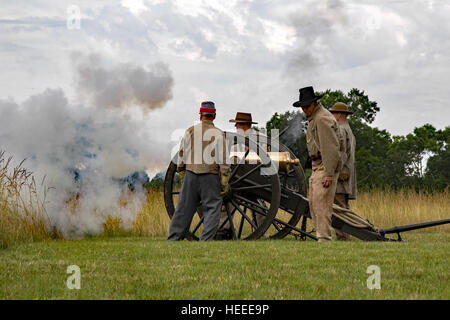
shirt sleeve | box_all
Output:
[219,130,231,176]
[177,130,188,172]
[317,116,341,176]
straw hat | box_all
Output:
[329,102,353,114]
[229,112,258,124]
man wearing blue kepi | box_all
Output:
[168,101,230,241]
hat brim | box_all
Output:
[229,120,258,124]
[329,110,354,114]
[292,95,322,108]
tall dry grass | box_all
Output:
[352,188,450,232]
[0,151,52,248]
[136,188,450,237]
[132,190,171,237]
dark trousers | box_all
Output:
[168,171,222,241]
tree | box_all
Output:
[318,88,380,124]
[424,126,450,190]
[387,125,449,189]
[264,89,448,191]
[425,145,450,190]
[352,124,392,188]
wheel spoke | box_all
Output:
[229,148,251,180]
[230,163,264,186]
[218,205,237,230]
[252,211,259,229]
[191,216,204,234]
[225,202,237,240]
[232,183,272,192]
[272,221,282,232]
[237,209,245,238]
[280,168,296,176]
[230,198,258,230]
[234,195,270,214]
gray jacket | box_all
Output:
[336,121,357,199]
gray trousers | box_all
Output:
[168,171,222,241]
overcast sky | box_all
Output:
[1,0,449,151]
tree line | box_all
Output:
[265,88,449,192]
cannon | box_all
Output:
[164,132,450,241]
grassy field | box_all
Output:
[1,233,449,300]
[1,154,449,300]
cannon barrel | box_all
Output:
[229,151,300,171]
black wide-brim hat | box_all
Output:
[293,86,323,108]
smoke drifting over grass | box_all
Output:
[0,53,174,238]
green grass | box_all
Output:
[1,233,449,300]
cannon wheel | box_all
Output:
[164,133,281,240]
[225,135,309,240]
[267,139,309,239]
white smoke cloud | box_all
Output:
[282,111,306,146]
[287,0,349,75]
[73,52,173,111]
[0,53,174,238]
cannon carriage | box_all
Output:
[164,132,450,241]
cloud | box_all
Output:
[1,0,450,146]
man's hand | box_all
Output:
[220,175,230,197]
[179,170,185,183]
[322,175,333,188]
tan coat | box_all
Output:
[177,120,230,176]
[306,104,343,176]
[336,121,357,199]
